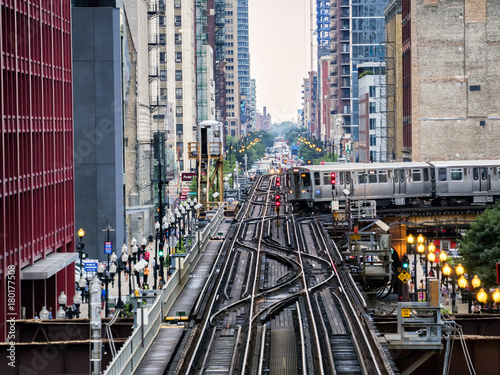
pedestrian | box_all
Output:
[82,284,89,303]
[144,265,149,285]
[442,285,450,304]
[409,281,415,302]
[48,307,53,319]
[34,312,39,320]
[418,279,425,302]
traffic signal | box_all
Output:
[402,254,409,270]
[159,247,164,257]
[330,172,336,189]
[275,194,281,206]
[276,176,280,187]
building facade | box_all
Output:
[1,0,76,335]
[254,107,272,132]
[403,0,500,161]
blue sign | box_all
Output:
[85,262,98,272]
[104,241,113,254]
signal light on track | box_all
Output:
[402,254,409,269]
[276,201,281,207]
[330,172,336,188]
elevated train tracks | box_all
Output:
[173,174,397,375]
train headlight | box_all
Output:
[301,189,306,194]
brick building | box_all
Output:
[0,0,76,337]
[403,0,500,161]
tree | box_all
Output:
[459,202,500,287]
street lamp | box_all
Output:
[442,263,465,313]
[58,291,67,309]
[77,228,86,279]
[73,292,82,318]
[97,260,117,318]
[154,221,161,290]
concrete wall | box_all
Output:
[412,0,500,161]
[73,7,124,260]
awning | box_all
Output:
[21,252,79,280]
[126,204,155,215]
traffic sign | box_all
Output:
[398,270,411,284]
[85,262,98,272]
[401,308,411,318]
[350,234,361,241]
[104,241,113,255]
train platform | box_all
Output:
[135,219,233,374]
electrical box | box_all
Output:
[428,278,440,307]
[198,120,223,156]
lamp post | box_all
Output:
[407,234,415,294]
[118,246,128,309]
[442,263,464,313]
[97,258,116,318]
[154,221,160,290]
[78,275,89,318]
[73,292,82,318]
[57,291,67,319]
[140,236,148,260]
[77,228,86,279]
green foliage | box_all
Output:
[459,202,500,287]
[358,70,373,79]
[285,127,308,145]
[176,237,186,253]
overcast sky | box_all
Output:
[249,0,313,125]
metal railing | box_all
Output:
[104,206,225,375]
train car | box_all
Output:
[429,160,500,205]
[288,160,500,212]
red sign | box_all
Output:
[321,160,325,165]
[180,194,187,200]
[181,173,196,182]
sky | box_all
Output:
[249,0,313,125]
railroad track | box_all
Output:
[174,175,396,375]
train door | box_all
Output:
[472,167,489,193]
[293,172,301,199]
[393,169,406,195]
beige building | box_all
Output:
[405,0,500,161]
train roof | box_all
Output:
[290,162,429,172]
[428,160,500,167]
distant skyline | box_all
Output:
[249,0,314,125]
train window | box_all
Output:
[423,168,429,182]
[323,173,330,185]
[412,169,422,182]
[346,172,351,184]
[368,171,377,183]
[314,172,320,185]
[301,173,311,187]
[498,167,500,179]
[481,168,487,180]
[394,170,398,181]
[438,168,447,181]
[340,172,344,184]
[378,170,388,183]
[473,168,479,180]
[451,168,463,181]
[358,173,367,184]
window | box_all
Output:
[159,52,166,63]
[346,172,351,184]
[482,168,487,180]
[369,102,376,113]
[438,168,447,181]
[230,129,236,137]
[369,86,376,97]
[176,106,183,117]
[451,168,463,181]
[314,172,320,185]
[301,173,311,187]
[368,171,377,183]
[378,170,388,183]
[175,88,182,99]
[323,173,331,185]
[175,52,182,63]
[175,34,182,44]
[159,16,165,27]
[412,169,422,182]
[369,118,376,129]
[358,173,367,184]
[176,124,183,133]
[469,85,481,91]
[370,135,376,146]
[175,70,182,81]
[160,70,166,81]
[424,168,429,182]
[174,15,181,26]
[174,0,181,8]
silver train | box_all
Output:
[288,160,500,212]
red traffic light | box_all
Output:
[330,172,336,184]
[276,201,281,206]
[275,194,281,200]
[321,160,325,165]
